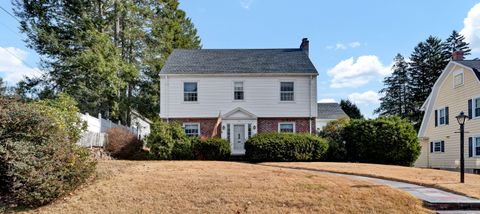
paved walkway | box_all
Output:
[262,164,480,212]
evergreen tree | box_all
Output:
[445,30,471,56]
[407,36,450,128]
[13,0,201,123]
[375,54,411,118]
[340,99,363,119]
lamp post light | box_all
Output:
[456,111,468,183]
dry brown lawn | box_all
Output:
[20,161,430,214]
[264,162,480,199]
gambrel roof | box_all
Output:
[160,49,318,75]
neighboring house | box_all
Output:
[415,51,480,173]
[130,110,152,140]
[159,38,318,155]
[316,102,349,131]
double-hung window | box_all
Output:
[234,82,244,100]
[439,108,446,125]
[475,137,480,156]
[184,82,198,102]
[434,141,442,153]
[183,123,199,137]
[475,97,480,118]
[278,122,295,133]
[280,82,294,101]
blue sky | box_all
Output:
[1,1,480,117]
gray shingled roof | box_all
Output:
[317,103,349,120]
[160,49,318,74]
[456,60,480,81]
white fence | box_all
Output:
[76,113,140,148]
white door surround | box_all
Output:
[220,107,258,155]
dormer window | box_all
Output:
[454,70,464,87]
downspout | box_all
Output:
[309,75,312,134]
[166,75,169,122]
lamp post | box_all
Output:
[456,111,468,183]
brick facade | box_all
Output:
[169,118,221,138]
[257,118,314,133]
[168,117,315,138]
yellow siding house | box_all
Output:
[416,58,480,174]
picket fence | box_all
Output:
[76,112,138,148]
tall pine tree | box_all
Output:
[340,99,364,119]
[375,54,411,118]
[407,36,450,128]
[445,30,471,56]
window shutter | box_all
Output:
[434,110,438,127]
[469,137,473,158]
[445,107,449,124]
[441,141,445,152]
[468,99,473,119]
[430,142,433,153]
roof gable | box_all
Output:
[317,103,349,120]
[418,60,480,137]
[160,49,318,75]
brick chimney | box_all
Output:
[300,38,309,55]
[452,50,464,61]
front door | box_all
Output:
[233,124,245,154]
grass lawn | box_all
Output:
[19,161,429,214]
[264,162,480,199]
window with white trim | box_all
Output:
[438,108,446,125]
[280,82,294,101]
[434,141,442,153]
[454,71,464,87]
[278,122,295,133]
[183,123,199,137]
[475,137,480,156]
[474,97,480,118]
[184,82,198,102]
[234,81,244,100]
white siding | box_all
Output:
[160,75,317,118]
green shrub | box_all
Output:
[192,138,230,160]
[0,98,96,207]
[105,128,143,159]
[146,121,193,160]
[245,133,328,162]
[33,93,86,142]
[319,117,350,161]
[343,116,420,166]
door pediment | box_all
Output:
[222,107,257,120]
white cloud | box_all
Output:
[461,3,480,52]
[326,41,362,50]
[349,42,361,48]
[0,47,40,84]
[318,98,336,103]
[335,43,347,50]
[327,55,391,88]
[240,0,254,9]
[348,91,380,104]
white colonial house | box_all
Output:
[159,38,318,154]
[415,51,480,173]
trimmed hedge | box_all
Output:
[105,128,143,159]
[319,117,349,162]
[192,138,230,160]
[245,133,328,162]
[344,116,420,166]
[0,98,96,207]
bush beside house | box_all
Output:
[319,117,349,162]
[192,138,230,160]
[343,116,420,166]
[106,128,143,159]
[0,97,96,207]
[146,121,193,160]
[245,133,328,162]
